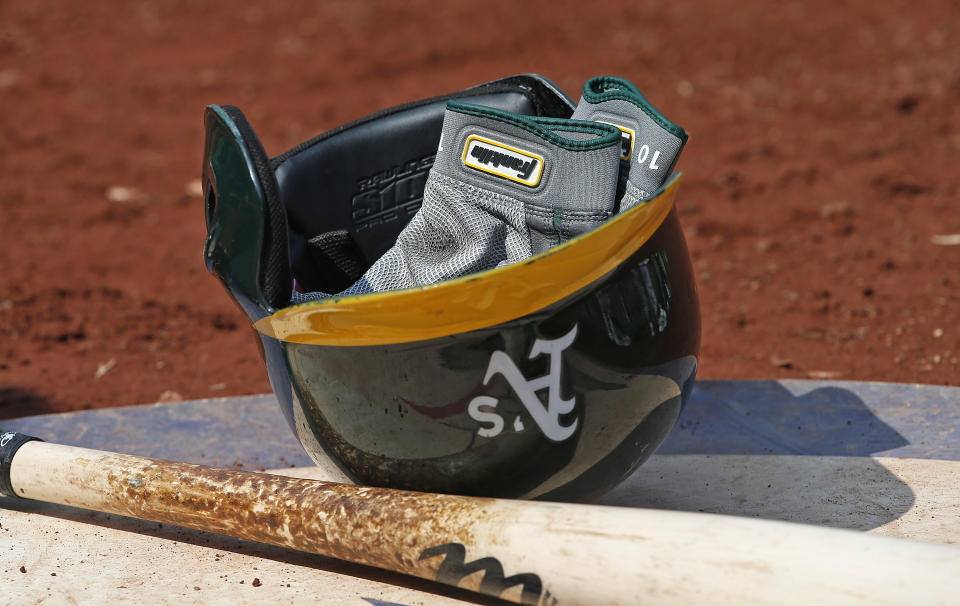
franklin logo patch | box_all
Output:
[598,120,635,161]
[462,135,543,187]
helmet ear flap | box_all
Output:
[202,105,291,318]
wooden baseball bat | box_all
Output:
[2,430,959,605]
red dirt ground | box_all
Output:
[1,0,958,418]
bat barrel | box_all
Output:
[3,434,542,602]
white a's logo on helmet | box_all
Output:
[462,135,544,187]
[468,325,579,442]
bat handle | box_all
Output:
[0,429,43,498]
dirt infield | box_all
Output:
[1,0,958,418]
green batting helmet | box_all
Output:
[202,75,700,502]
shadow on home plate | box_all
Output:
[661,380,909,456]
[637,380,917,530]
[599,454,921,533]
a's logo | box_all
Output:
[468,325,579,442]
[598,120,636,161]
[0,432,14,448]
[462,135,543,187]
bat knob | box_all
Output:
[0,430,42,498]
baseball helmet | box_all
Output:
[202,74,700,502]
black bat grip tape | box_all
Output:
[0,430,42,498]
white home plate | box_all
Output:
[2,380,959,603]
